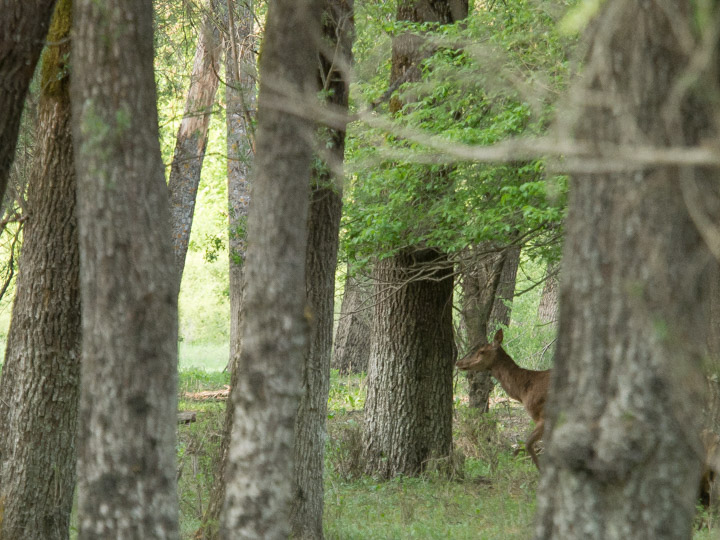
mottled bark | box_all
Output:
[197,1,255,536]
[0,0,58,201]
[332,271,372,374]
[220,1,320,537]
[72,0,179,537]
[0,2,80,537]
[362,0,467,478]
[168,0,222,277]
[534,3,717,539]
[291,1,353,536]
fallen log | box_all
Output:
[182,385,230,401]
[177,411,198,424]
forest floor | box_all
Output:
[176,368,720,540]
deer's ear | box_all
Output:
[493,329,504,345]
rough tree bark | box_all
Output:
[332,270,372,374]
[196,1,255,536]
[364,249,457,477]
[0,0,58,200]
[220,0,320,536]
[0,2,80,537]
[291,1,353,536]
[72,0,179,536]
[362,0,468,478]
[168,0,222,276]
[534,2,718,538]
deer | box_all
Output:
[700,428,720,508]
[456,329,550,469]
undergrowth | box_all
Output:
[176,365,719,539]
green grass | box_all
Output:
[324,455,537,540]
[177,366,228,538]
[166,257,720,538]
[179,341,229,372]
[321,369,540,540]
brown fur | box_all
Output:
[700,429,720,508]
[456,329,550,469]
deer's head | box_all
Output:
[456,329,504,371]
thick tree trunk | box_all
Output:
[534,3,717,538]
[361,0,467,479]
[72,0,179,537]
[196,2,255,537]
[0,0,58,200]
[0,2,80,537]
[220,1,320,537]
[332,271,372,374]
[363,250,456,476]
[291,1,353,536]
[168,0,222,277]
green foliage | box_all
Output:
[495,256,557,370]
[343,1,577,269]
[328,370,367,415]
[559,0,605,34]
[176,368,229,537]
[153,2,230,344]
[177,113,230,344]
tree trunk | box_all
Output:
[534,3,717,538]
[707,264,720,434]
[220,1,320,537]
[490,244,519,327]
[361,0,467,480]
[71,0,179,537]
[196,2,255,536]
[332,271,372,374]
[363,249,456,477]
[168,0,222,277]
[0,2,80,537]
[460,248,504,411]
[225,0,255,372]
[291,1,353,536]
[0,0,58,200]
[291,178,342,539]
[461,244,520,410]
[537,263,559,325]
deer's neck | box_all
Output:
[490,349,531,403]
